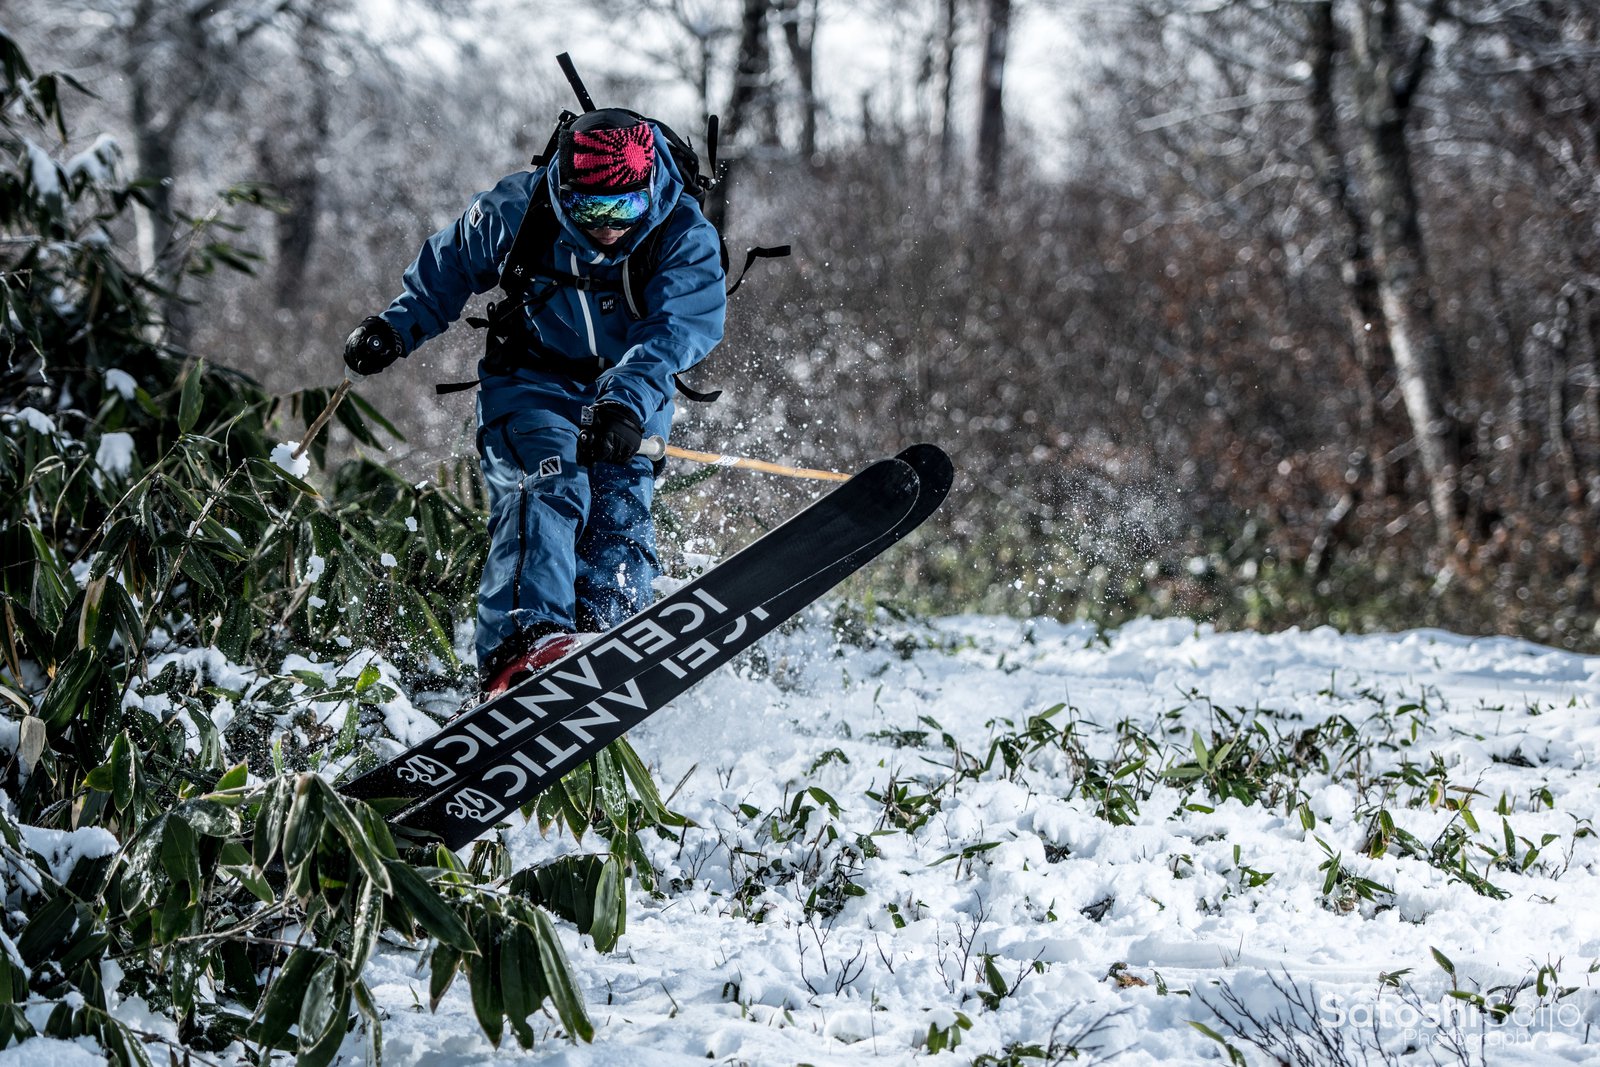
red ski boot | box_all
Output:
[481,632,583,701]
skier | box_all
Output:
[343,108,727,699]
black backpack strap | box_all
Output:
[671,375,721,403]
[499,176,560,301]
[727,244,791,296]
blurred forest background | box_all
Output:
[10,0,1600,650]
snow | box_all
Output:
[24,139,60,202]
[6,407,57,435]
[94,431,135,477]
[355,614,1600,1065]
[0,1037,106,1066]
[104,368,137,400]
[269,440,311,478]
[64,134,120,185]
[16,825,118,887]
[7,611,1599,1064]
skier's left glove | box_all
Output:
[343,316,404,378]
[577,402,644,467]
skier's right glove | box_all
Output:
[577,402,644,467]
[343,316,404,378]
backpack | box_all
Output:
[453,57,789,402]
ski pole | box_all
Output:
[292,375,356,461]
[638,436,850,482]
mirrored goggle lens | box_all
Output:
[562,188,651,228]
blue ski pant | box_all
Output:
[475,388,671,668]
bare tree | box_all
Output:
[118,0,321,345]
[937,0,963,185]
[976,0,1011,197]
[774,0,820,160]
[1305,0,1398,502]
[725,0,778,145]
[589,0,740,123]
[254,10,333,313]
[1347,0,1467,548]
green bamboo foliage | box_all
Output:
[0,31,656,1063]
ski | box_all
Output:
[340,452,924,813]
[394,443,952,849]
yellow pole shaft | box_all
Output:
[657,442,850,482]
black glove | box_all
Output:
[577,402,644,466]
[343,316,404,377]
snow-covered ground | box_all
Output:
[7,611,1599,1065]
[345,612,1600,1066]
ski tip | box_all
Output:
[895,443,953,490]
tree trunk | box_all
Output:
[1348,0,1466,549]
[713,0,775,230]
[263,17,332,312]
[126,0,191,347]
[938,0,961,187]
[775,0,819,161]
[976,0,1011,198]
[1305,0,1398,499]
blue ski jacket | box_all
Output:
[379,128,726,427]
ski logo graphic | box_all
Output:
[538,456,561,479]
[443,603,771,826]
[395,754,452,786]
[443,787,499,822]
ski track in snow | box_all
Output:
[347,614,1600,1066]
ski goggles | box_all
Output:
[561,187,652,229]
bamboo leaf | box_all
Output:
[26,525,72,634]
[177,358,204,434]
[176,798,238,838]
[588,853,626,954]
[612,737,686,826]
[159,815,202,904]
[500,924,540,1049]
[212,761,248,794]
[384,862,476,952]
[252,777,289,870]
[223,862,276,905]
[249,456,319,498]
[468,916,504,1048]
[984,954,1008,997]
[110,731,135,812]
[282,773,324,877]
[428,943,462,1012]
[297,957,343,1056]
[39,647,100,729]
[309,776,392,894]
[77,574,107,650]
[531,908,593,1042]
[348,877,383,973]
